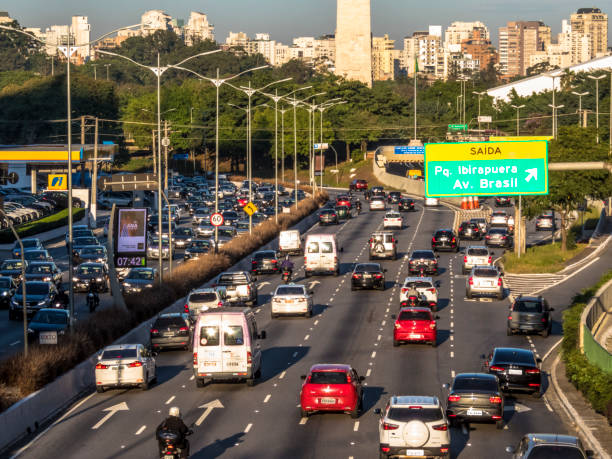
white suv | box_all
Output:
[462,246,493,274]
[377,395,450,459]
[383,211,403,229]
[400,277,439,309]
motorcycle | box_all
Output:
[157,429,193,459]
[87,291,100,313]
[281,269,292,284]
[416,264,428,276]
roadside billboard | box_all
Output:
[114,208,148,269]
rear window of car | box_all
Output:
[199,326,220,346]
[22,240,40,248]
[434,231,452,238]
[321,242,333,253]
[405,281,433,289]
[494,349,535,365]
[514,300,543,313]
[190,292,217,302]
[356,264,381,273]
[474,268,498,277]
[254,251,275,259]
[527,446,584,459]
[153,316,186,328]
[218,273,248,284]
[224,325,244,346]
[467,248,489,256]
[0,278,11,287]
[102,349,137,359]
[412,251,435,259]
[399,310,431,321]
[452,376,498,392]
[32,310,67,325]
[310,371,348,384]
[489,228,507,234]
[276,286,305,296]
[387,407,443,423]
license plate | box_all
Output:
[111,366,119,371]
[163,332,175,337]
[364,274,371,278]
[508,369,522,375]
[409,334,423,339]
[226,361,239,367]
[39,331,57,345]
[406,450,424,456]
[320,397,336,404]
[285,299,294,304]
[467,408,482,416]
[485,281,493,286]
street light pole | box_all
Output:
[588,74,606,143]
[510,104,525,136]
[571,91,589,127]
[548,104,565,140]
[473,91,486,131]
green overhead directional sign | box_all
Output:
[424,140,548,197]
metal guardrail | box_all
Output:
[580,277,612,373]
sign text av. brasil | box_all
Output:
[424,140,548,197]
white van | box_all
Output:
[304,234,340,277]
[278,229,302,256]
[192,308,266,387]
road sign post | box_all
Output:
[424,140,548,197]
[243,202,258,216]
[210,212,224,227]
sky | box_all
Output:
[2,0,610,47]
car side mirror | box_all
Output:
[505,446,516,454]
[374,408,382,415]
[442,383,450,389]
[435,281,440,288]
[300,374,306,380]
[308,290,314,295]
[585,450,594,457]
[359,376,365,382]
[258,330,267,340]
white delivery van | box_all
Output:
[278,229,302,256]
[192,308,266,387]
[304,234,340,277]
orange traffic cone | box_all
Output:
[468,196,474,209]
[461,197,468,209]
[473,196,479,209]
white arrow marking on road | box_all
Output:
[504,402,532,413]
[258,282,270,289]
[525,168,538,182]
[308,280,320,290]
[195,399,224,426]
[92,402,129,430]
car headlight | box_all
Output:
[73,277,79,282]
[37,299,47,305]
[123,282,131,287]
[43,276,51,281]
[2,291,8,296]
[96,278,103,282]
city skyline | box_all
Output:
[2,0,610,47]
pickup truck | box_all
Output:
[212,271,258,306]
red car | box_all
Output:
[299,364,364,418]
[335,195,352,208]
[393,307,438,347]
[349,179,368,191]
[237,197,248,207]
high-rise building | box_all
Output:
[498,21,550,77]
[403,30,442,77]
[461,28,497,71]
[184,12,214,45]
[335,0,372,87]
[0,11,12,24]
[372,35,398,81]
[141,10,172,36]
[570,7,608,59]
[444,21,489,48]
[71,16,91,61]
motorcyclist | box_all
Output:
[87,282,100,311]
[156,407,190,458]
[280,255,294,279]
[355,200,362,213]
[402,285,423,306]
[56,284,69,308]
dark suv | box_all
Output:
[408,250,439,275]
[507,296,554,337]
[387,191,401,204]
[458,221,481,240]
[495,197,512,207]
[445,373,504,429]
[398,198,416,212]
[431,229,458,252]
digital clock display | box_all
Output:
[115,256,146,268]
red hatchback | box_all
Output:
[335,195,352,209]
[350,179,368,191]
[393,307,438,347]
[300,364,364,418]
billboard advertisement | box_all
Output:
[117,208,147,253]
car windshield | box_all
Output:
[21,240,39,248]
[78,266,102,275]
[74,237,97,246]
[276,286,305,296]
[25,251,47,259]
[81,247,105,255]
[412,251,435,259]
[0,278,11,288]
[28,264,52,273]
[190,292,217,302]
[453,377,498,392]
[399,310,431,321]
[32,310,67,325]
[218,229,235,238]
[254,251,276,259]
[127,270,154,280]
[468,248,489,256]
[515,300,543,313]
[192,240,210,248]
[527,446,584,459]
[236,221,249,229]
[175,228,192,236]
[494,349,535,365]
[1,260,23,270]
[474,268,498,277]
[24,283,49,295]
[355,264,381,273]
[153,316,185,328]
[101,349,137,360]
[310,371,348,384]
[405,280,433,289]
[387,407,443,423]
[435,231,452,238]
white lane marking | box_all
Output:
[92,402,129,430]
[135,425,146,435]
[264,394,271,403]
[190,375,195,381]
[314,320,319,325]
[366,368,372,377]
[543,397,554,412]
[451,370,456,377]
[371,351,377,358]
[450,335,454,341]
[165,396,175,405]
[279,371,286,379]
[304,334,310,341]
[353,421,360,431]
[450,322,454,328]
[244,423,253,433]
[450,352,454,358]
[299,417,308,425]
[377,335,382,341]
[381,320,386,326]
[9,341,20,346]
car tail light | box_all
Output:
[95,363,108,370]
[502,236,507,239]
[252,260,257,264]
[353,274,362,279]
[448,395,461,402]
[486,235,491,239]
[432,423,448,431]
[492,415,502,420]
[489,366,504,372]
[463,256,468,263]
[451,237,456,242]
[401,288,409,293]
[179,326,189,332]
[525,368,540,374]
[382,422,399,430]
[489,396,502,404]
[428,288,436,293]
[381,446,391,453]
[128,361,143,368]
[247,351,252,365]
[150,328,159,335]
[508,315,513,320]
[374,274,383,279]
[468,277,473,285]
[441,448,449,453]
[528,383,541,387]
[432,237,436,242]
[184,304,189,313]
[488,256,492,264]
[271,259,277,263]
[193,353,197,365]
[217,301,223,307]
[498,278,502,286]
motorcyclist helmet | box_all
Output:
[169,406,180,417]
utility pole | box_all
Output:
[152,130,157,173]
[92,64,97,80]
[164,120,169,191]
[90,117,99,229]
[80,116,86,187]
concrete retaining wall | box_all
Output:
[0,207,322,453]
[579,277,612,374]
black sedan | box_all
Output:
[73,245,108,265]
[431,229,459,252]
[0,276,16,308]
[387,191,402,204]
[446,373,504,429]
[12,238,43,258]
[0,259,28,280]
[72,236,100,255]
[72,262,109,293]
[27,308,69,343]
[25,261,62,285]
[458,221,482,240]
[251,250,279,274]
[351,263,386,291]
[122,267,156,294]
[398,198,416,212]
[495,196,512,207]
[485,227,513,248]
[9,281,59,320]
[408,250,439,275]
[173,227,194,249]
[150,313,191,350]
[319,209,339,225]
[335,205,351,220]
[184,240,211,260]
[482,347,542,397]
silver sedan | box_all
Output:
[270,284,313,318]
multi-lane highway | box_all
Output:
[10,196,597,458]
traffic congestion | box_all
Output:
[0,176,590,459]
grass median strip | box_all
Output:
[0,207,85,244]
[502,242,586,274]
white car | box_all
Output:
[400,277,439,308]
[186,287,227,321]
[377,395,450,459]
[490,211,509,226]
[369,197,386,211]
[95,344,156,392]
[462,246,493,274]
[424,197,440,207]
[383,211,403,229]
[270,283,313,318]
